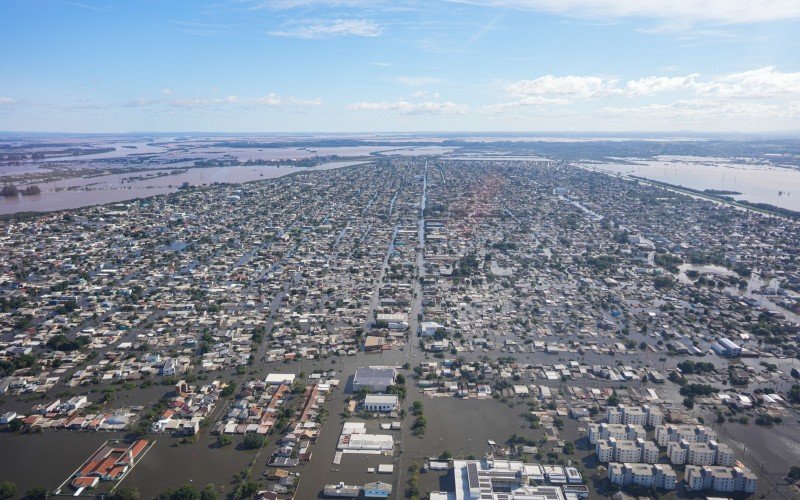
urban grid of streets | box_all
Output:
[1,156,800,499]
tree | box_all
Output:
[606,390,619,406]
[110,487,140,500]
[789,385,800,404]
[653,275,675,290]
[216,434,232,447]
[243,433,266,449]
[200,484,218,500]
[22,487,49,500]
[160,485,200,500]
[0,481,17,500]
[237,482,258,498]
[412,400,424,415]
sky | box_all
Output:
[1,0,800,133]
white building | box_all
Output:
[685,465,757,493]
[265,373,296,385]
[337,422,394,451]
[419,321,443,337]
[596,438,659,464]
[588,423,646,445]
[451,459,585,500]
[605,404,662,427]
[352,367,396,393]
[655,424,716,447]
[608,463,677,490]
[711,338,743,357]
[364,394,398,412]
[667,440,734,466]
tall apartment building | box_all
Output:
[666,440,734,466]
[607,463,677,490]
[596,437,659,463]
[588,423,646,445]
[685,465,757,493]
[605,404,663,427]
[655,424,716,447]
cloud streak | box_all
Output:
[503,67,800,103]
[348,100,468,114]
[268,19,382,38]
[449,0,800,27]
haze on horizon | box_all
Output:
[1,0,800,133]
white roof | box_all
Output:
[265,373,296,384]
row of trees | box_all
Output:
[1,184,41,197]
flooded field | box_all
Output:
[591,156,800,211]
[0,161,369,214]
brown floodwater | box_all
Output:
[0,161,368,215]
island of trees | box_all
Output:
[1,184,41,197]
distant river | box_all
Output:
[590,156,800,211]
[0,161,368,215]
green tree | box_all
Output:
[22,487,49,500]
[200,484,218,500]
[163,485,200,500]
[110,487,140,500]
[243,433,266,449]
[0,481,17,500]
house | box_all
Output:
[162,358,177,376]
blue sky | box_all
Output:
[1,0,800,132]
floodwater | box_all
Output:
[592,156,800,211]
[0,161,369,215]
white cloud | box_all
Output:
[482,96,571,113]
[623,75,698,96]
[161,88,172,95]
[449,0,800,26]
[123,98,157,108]
[0,97,15,106]
[506,75,619,100]
[695,66,800,98]
[501,68,800,104]
[268,19,382,38]
[170,93,321,108]
[411,90,440,99]
[348,100,468,114]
